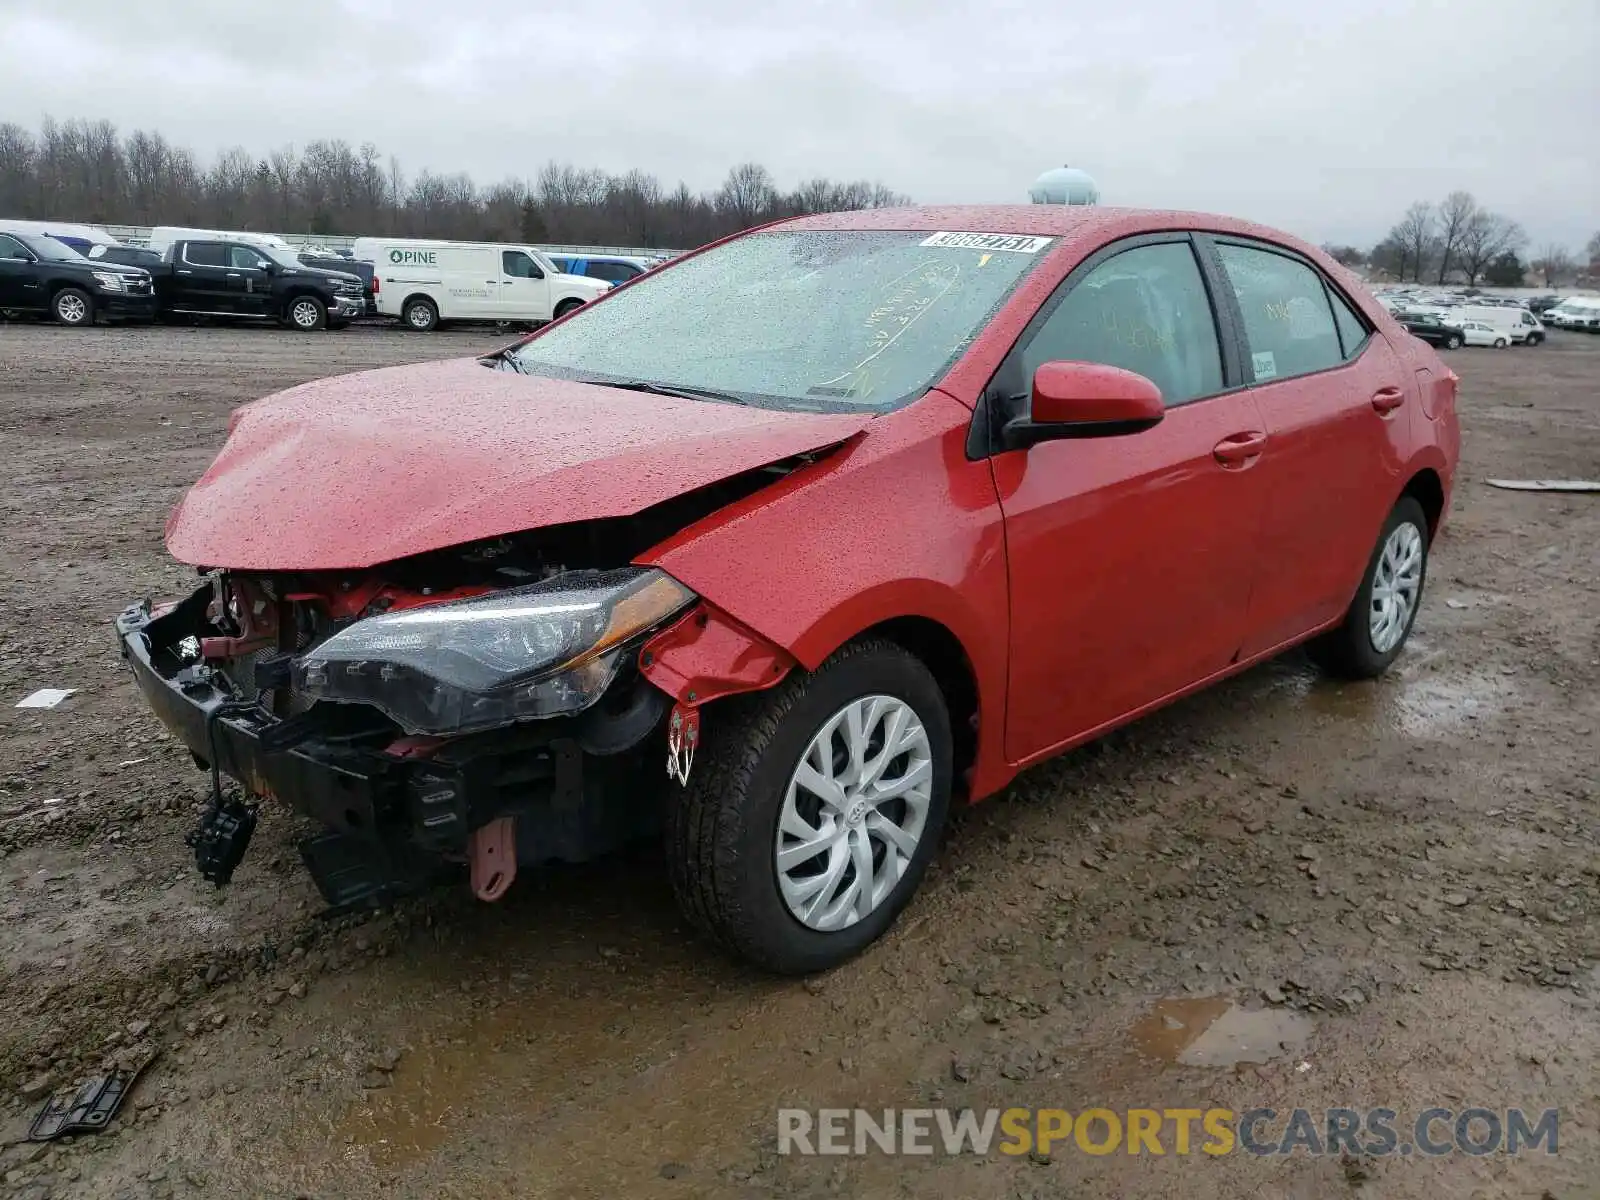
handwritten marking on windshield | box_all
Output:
[815,259,962,394]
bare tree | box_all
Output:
[1434,190,1478,283]
[1530,244,1574,288]
[716,163,778,229]
[1388,202,1436,283]
[1456,212,1526,287]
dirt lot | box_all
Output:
[0,321,1595,1200]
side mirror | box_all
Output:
[1002,361,1165,450]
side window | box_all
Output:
[0,234,30,259]
[183,242,226,267]
[1216,243,1342,382]
[502,251,542,279]
[591,261,640,283]
[228,244,268,269]
[1327,287,1369,359]
[1018,241,1223,408]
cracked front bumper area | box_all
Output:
[115,585,662,910]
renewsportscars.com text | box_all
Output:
[777,1106,1559,1158]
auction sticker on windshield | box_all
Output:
[920,232,1053,253]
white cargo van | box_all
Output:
[351,238,609,331]
[1446,304,1545,345]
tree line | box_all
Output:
[1322,191,1596,289]
[0,116,912,248]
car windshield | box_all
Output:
[17,233,86,263]
[509,230,1051,412]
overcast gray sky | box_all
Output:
[5,0,1596,249]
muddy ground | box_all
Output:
[0,321,1595,1200]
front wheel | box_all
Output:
[286,296,326,331]
[1525,332,1543,346]
[553,298,584,320]
[1444,333,1462,350]
[666,639,952,974]
[52,288,94,327]
[1308,496,1429,679]
[1493,338,1507,349]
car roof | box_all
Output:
[769,204,1320,255]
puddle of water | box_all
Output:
[1131,998,1313,1068]
[1262,653,1516,738]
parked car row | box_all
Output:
[1,218,659,332]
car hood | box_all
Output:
[553,271,608,292]
[164,358,870,571]
[284,263,361,286]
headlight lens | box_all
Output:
[293,568,695,734]
[92,271,126,292]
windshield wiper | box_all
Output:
[585,378,750,406]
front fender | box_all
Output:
[640,391,1016,799]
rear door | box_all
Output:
[498,249,553,321]
[173,241,231,310]
[993,234,1270,762]
[1203,237,1412,655]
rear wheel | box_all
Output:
[286,295,326,331]
[1308,496,1429,680]
[403,296,439,331]
[52,287,94,327]
[1444,333,1462,349]
[666,639,952,974]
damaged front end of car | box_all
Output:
[115,521,794,913]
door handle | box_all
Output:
[225,272,241,278]
[1213,431,1267,467]
[1371,386,1406,414]
[176,269,192,275]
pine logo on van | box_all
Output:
[389,249,437,266]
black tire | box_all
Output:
[52,287,94,327]
[402,297,439,332]
[553,298,584,319]
[1307,496,1430,680]
[285,295,326,332]
[1493,338,1507,349]
[1525,332,1543,346]
[666,638,953,975]
[1444,333,1462,350]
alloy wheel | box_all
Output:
[291,300,320,329]
[56,294,88,324]
[1369,521,1424,653]
[776,695,933,932]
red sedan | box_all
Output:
[119,205,1459,973]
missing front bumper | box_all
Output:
[115,586,664,906]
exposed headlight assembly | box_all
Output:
[293,568,695,735]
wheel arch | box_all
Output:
[853,614,981,799]
[1400,465,1446,541]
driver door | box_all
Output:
[498,249,552,321]
[225,243,274,316]
[991,234,1270,763]
[0,233,40,309]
